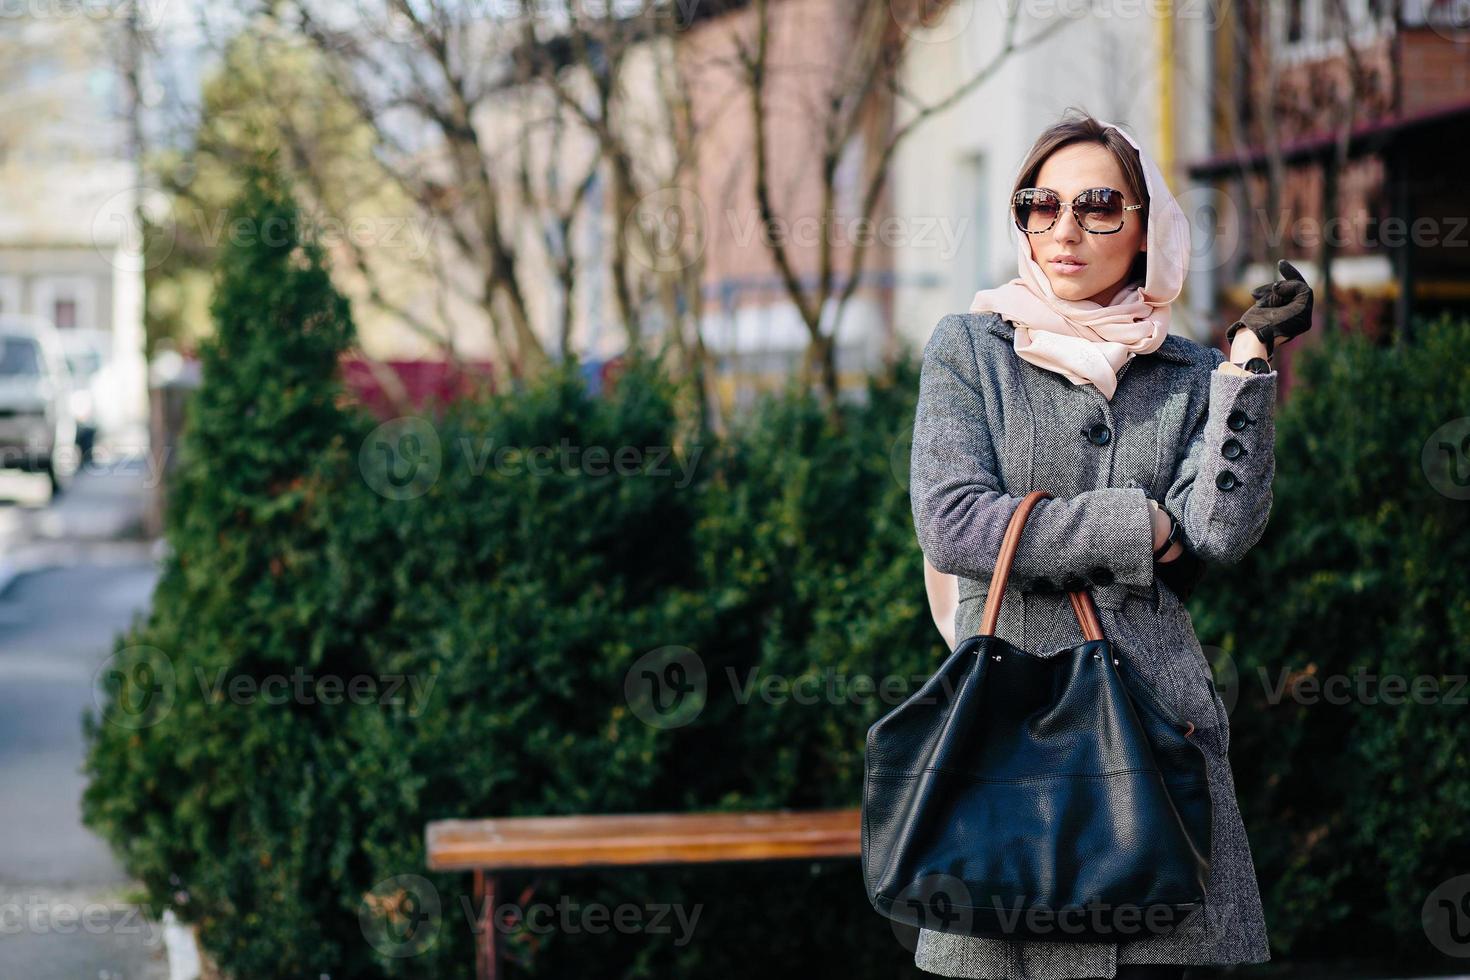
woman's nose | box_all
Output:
[1052,205,1083,244]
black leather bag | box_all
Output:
[862,490,1213,944]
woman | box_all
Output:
[906,111,1312,980]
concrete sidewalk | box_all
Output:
[0,454,170,979]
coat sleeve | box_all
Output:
[909,314,1156,591]
[1162,348,1278,565]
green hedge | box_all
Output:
[1189,312,1470,970]
[81,164,936,978]
[82,164,1469,977]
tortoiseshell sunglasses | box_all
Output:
[1012,187,1143,235]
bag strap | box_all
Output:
[978,489,1104,642]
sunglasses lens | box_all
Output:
[1077,188,1125,232]
[1014,189,1060,233]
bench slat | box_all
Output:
[426,807,861,871]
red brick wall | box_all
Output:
[1400,27,1470,116]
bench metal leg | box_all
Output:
[474,870,501,980]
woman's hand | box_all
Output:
[1147,498,1183,563]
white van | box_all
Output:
[0,315,79,497]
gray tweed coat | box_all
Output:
[904,311,1275,979]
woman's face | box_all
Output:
[1026,142,1147,306]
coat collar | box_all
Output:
[977,311,1196,365]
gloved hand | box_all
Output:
[1225,258,1315,359]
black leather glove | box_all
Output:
[1225,258,1315,359]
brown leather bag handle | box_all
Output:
[978,489,1104,642]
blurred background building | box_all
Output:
[4,1,1469,434]
[0,15,150,449]
[1187,0,1470,349]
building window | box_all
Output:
[1287,0,1306,43]
[33,276,96,330]
[1276,0,1396,63]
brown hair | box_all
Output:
[1011,108,1149,287]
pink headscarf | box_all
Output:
[968,119,1191,401]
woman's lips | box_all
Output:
[1049,258,1088,275]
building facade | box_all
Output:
[0,16,149,448]
[1184,0,1470,389]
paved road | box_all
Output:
[0,455,170,980]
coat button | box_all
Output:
[1085,422,1112,446]
[1227,409,1253,431]
[1087,566,1115,586]
[1216,470,1239,491]
[1222,438,1245,460]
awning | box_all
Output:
[1186,97,1470,179]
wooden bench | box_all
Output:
[425,806,861,979]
